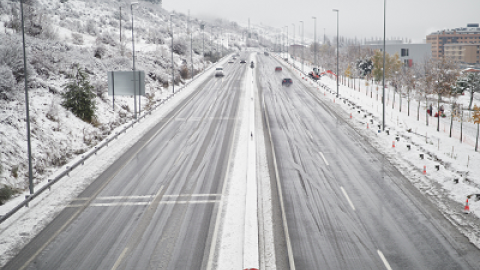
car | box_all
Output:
[215,66,224,77]
[240,59,246,63]
[264,52,269,56]
[233,56,237,60]
[228,60,234,63]
[282,78,293,86]
[275,66,282,72]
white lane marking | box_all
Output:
[319,152,329,166]
[88,200,220,207]
[340,186,355,211]
[111,247,129,270]
[306,129,313,140]
[377,250,393,270]
[97,195,154,200]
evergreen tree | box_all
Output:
[61,67,96,123]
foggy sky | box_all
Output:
[163,0,480,43]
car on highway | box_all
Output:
[282,78,293,86]
[275,66,282,72]
[215,66,224,77]
[240,59,246,63]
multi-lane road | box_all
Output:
[257,54,480,269]
[3,57,246,270]
[3,52,480,270]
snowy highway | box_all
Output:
[258,55,480,269]
[2,57,247,270]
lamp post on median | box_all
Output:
[333,9,339,98]
[170,13,175,94]
[131,2,139,119]
[312,16,317,70]
[300,20,304,73]
[292,23,295,64]
[285,26,289,61]
[382,0,387,130]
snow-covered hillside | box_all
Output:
[0,0,253,198]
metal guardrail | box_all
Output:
[0,57,225,224]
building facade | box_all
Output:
[444,44,480,65]
[426,23,480,60]
[362,43,432,68]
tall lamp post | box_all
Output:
[170,14,175,94]
[292,23,295,64]
[382,0,386,130]
[312,16,317,70]
[299,20,304,72]
[20,0,33,194]
[285,26,288,60]
[333,9,339,98]
[131,2,139,119]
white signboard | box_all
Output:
[108,71,145,96]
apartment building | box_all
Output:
[426,23,480,60]
[444,44,480,64]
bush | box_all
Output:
[85,19,97,35]
[179,64,190,79]
[0,37,31,83]
[62,67,97,123]
[71,32,84,45]
[0,185,18,205]
[0,65,16,99]
[94,44,107,59]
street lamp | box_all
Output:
[20,0,33,194]
[382,0,386,130]
[312,16,317,70]
[292,23,295,64]
[170,14,175,94]
[299,20,304,72]
[333,9,339,98]
[131,2,139,119]
[285,26,288,61]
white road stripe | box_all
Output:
[377,250,393,270]
[111,247,129,270]
[319,152,329,166]
[89,200,220,207]
[340,186,355,211]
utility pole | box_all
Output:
[312,16,317,69]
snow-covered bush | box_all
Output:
[0,65,16,100]
[172,37,187,55]
[94,44,107,59]
[71,32,84,45]
[0,37,31,83]
[85,19,97,35]
[97,31,117,46]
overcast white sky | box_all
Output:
[163,0,480,43]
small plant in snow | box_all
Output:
[71,32,84,45]
[61,67,97,123]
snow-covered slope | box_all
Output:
[0,0,251,196]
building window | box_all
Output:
[401,48,409,57]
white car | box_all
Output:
[215,67,224,77]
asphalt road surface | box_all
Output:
[2,56,247,270]
[258,55,480,270]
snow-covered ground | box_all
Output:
[278,54,480,248]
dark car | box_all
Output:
[240,59,246,63]
[282,78,293,86]
[275,66,282,72]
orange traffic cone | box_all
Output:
[423,166,426,175]
[464,199,470,213]
[392,141,395,148]
[367,123,369,129]
[350,113,352,119]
